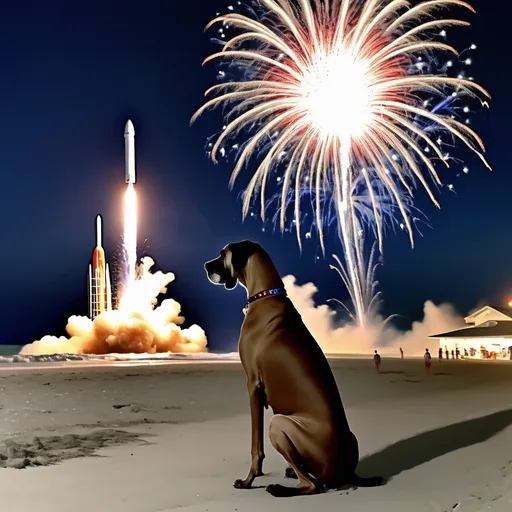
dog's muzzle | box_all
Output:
[204,256,238,290]
[205,257,227,285]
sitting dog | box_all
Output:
[204,240,384,497]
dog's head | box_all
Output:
[204,240,261,290]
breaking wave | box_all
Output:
[0,352,240,364]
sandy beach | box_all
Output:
[1,357,512,511]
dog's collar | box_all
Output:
[246,287,287,310]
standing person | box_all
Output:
[455,348,460,360]
[424,348,432,375]
[445,348,449,360]
[374,350,381,374]
[400,347,404,359]
[438,347,443,360]
[451,349,455,360]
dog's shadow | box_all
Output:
[357,408,512,480]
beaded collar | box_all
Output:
[245,287,287,311]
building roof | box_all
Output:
[489,306,512,318]
[465,305,512,322]
[430,321,512,339]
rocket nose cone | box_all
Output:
[124,120,135,136]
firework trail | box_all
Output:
[192,0,490,327]
[329,244,384,325]
[266,174,427,325]
[266,173,427,239]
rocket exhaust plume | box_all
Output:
[21,120,208,356]
[123,183,137,286]
[22,256,207,355]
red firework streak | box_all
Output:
[88,214,112,319]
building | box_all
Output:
[429,306,512,359]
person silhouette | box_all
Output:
[373,350,381,374]
[424,348,432,375]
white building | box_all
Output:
[429,306,512,359]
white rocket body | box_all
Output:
[124,120,136,184]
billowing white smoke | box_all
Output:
[21,257,208,355]
[283,275,466,357]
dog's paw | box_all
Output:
[285,467,298,479]
[266,484,292,498]
[234,479,251,490]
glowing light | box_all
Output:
[299,50,374,139]
[123,183,137,284]
[508,300,512,308]
[193,0,491,255]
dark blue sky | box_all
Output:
[0,0,509,350]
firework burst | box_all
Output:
[192,0,491,256]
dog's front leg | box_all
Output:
[234,382,265,489]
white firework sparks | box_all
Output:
[192,0,491,328]
[192,0,490,254]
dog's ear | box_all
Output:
[229,240,261,273]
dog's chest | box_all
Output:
[238,321,263,374]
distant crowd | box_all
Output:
[372,346,460,376]
[372,344,512,375]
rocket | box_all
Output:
[124,119,136,184]
[87,214,113,319]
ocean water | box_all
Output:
[0,345,22,356]
[0,348,240,364]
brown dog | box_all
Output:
[204,240,384,497]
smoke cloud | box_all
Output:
[21,257,207,356]
[283,275,466,357]
[21,267,465,357]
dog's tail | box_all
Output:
[346,474,386,487]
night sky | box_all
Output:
[0,0,509,351]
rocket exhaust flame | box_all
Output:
[123,183,138,287]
